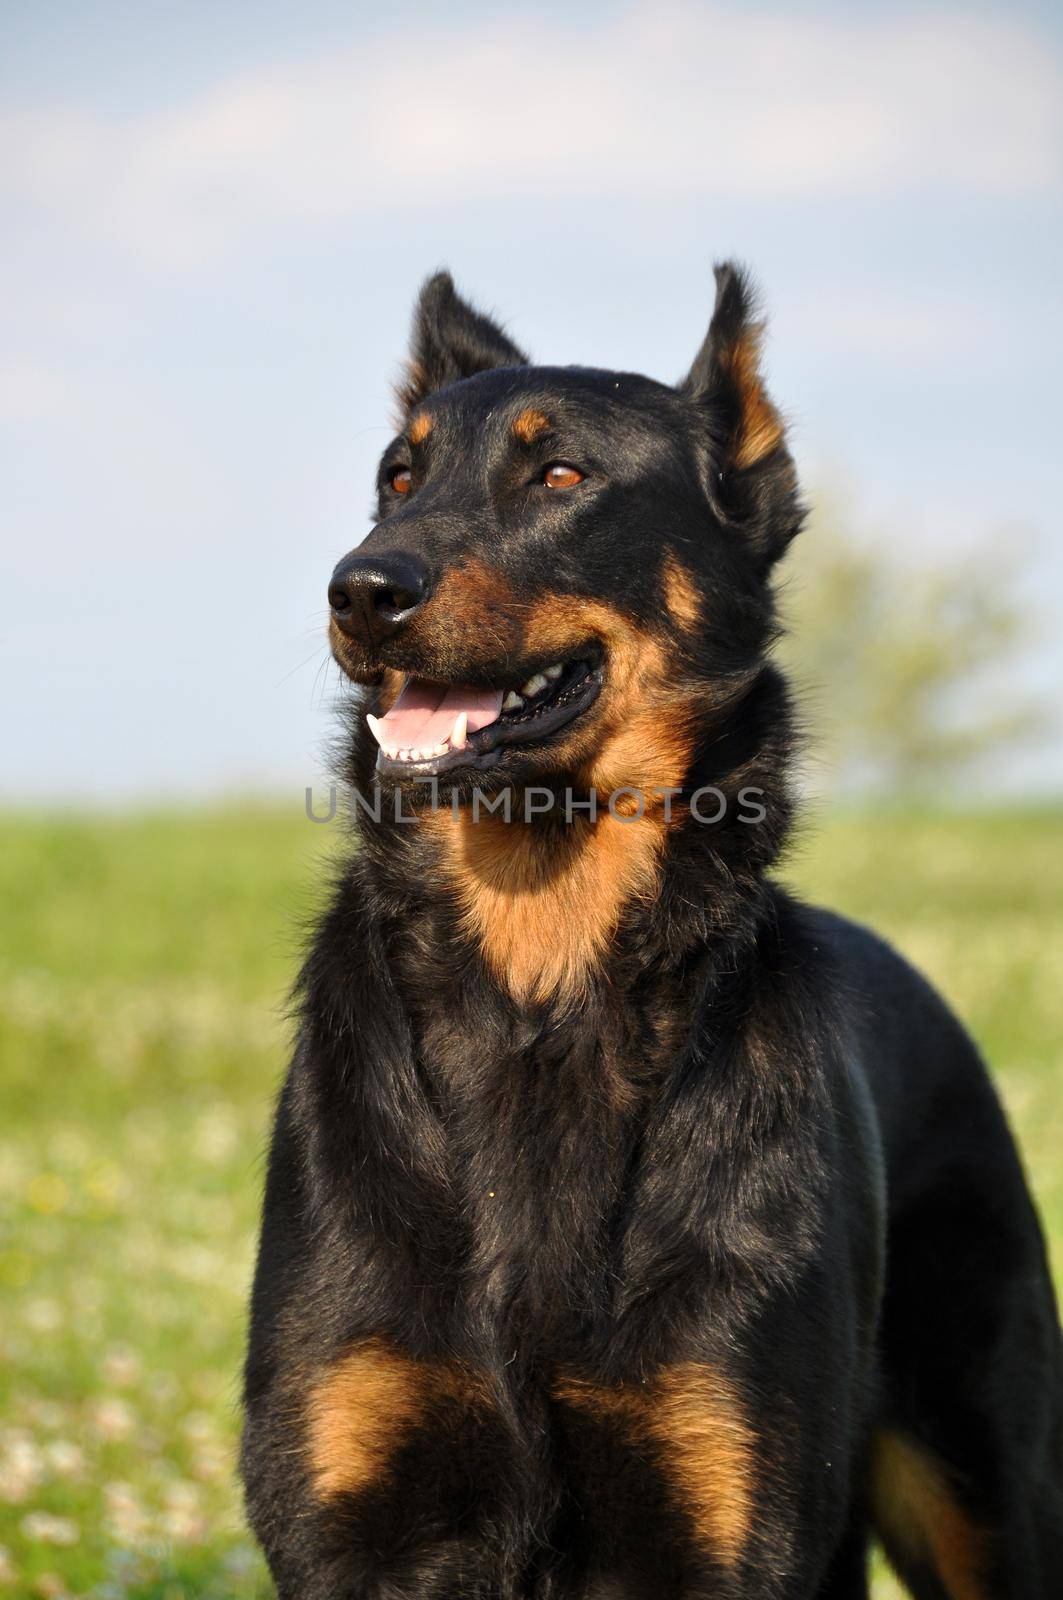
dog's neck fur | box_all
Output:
[350,662,795,1029]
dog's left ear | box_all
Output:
[680,262,801,565]
[397,271,529,414]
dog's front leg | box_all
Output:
[245,1337,537,1599]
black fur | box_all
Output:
[242,266,1063,1598]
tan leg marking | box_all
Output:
[871,1428,989,1600]
[555,1365,756,1565]
[305,1340,489,1501]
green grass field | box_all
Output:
[1,805,1060,1598]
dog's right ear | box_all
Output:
[680,262,801,567]
[396,272,528,415]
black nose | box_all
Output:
[328,551,432,644]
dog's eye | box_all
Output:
[542,463,584,490]
[389,467,412,495]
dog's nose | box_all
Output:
[328,551,432,643]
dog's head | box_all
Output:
[329,265,801,800]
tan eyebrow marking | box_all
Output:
[408,411,434,446]
[512,408,552,445]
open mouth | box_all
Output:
[366,655,603,778]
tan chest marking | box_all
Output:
[435,808,666,1007]
[305,1340,490,1501]
[871,1429,989,1600]
[555,1364,756,1565]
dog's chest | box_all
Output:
[406,979,683,1339]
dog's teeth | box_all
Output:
[502,691,524,712]
[433,742,447,757]
[451,712,468,750]
[544,663,564,680]
[520,673,549,698]
[366,713,385,743]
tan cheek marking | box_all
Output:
[871,1430,989,1600]
[720,324,784,469]
[305,1341,490,1502]
[408,411,434,446]
[662,553,702,631]
[512,407,551,445]
[555,1365,756,1565]
[521,595,695,796]
[409,558,528,672]
[374,669,406,715]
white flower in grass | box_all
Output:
[179,1410,215,1444]
[28,1402,65,1431]
[191,1442,229,1482]
[91,1398,135,1441]
[33,1574,71,1599]
[160,1504,206,1543]
[19,1510,79,1545]
[24,1299,63,1333]
[0,1432,45,1501]
[147,1371,179,1406]
[196,1107,240,1164]
[103,1480,148,1539]
[101,1345,142,1388]
[43,1439,85,1477]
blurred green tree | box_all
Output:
[777,494,1046,795]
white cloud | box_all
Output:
[783,289,1010,363]
[2,2,1060,266]
[0,358,80,424]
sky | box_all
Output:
[2,0,1062,801]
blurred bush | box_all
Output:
[779,493,1048,794]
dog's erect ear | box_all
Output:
[680,262,785,471]
[397,272,528,414]
[680,262,800,564]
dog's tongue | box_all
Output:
[368,678,504,753]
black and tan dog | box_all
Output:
[241,266,1063,1598]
